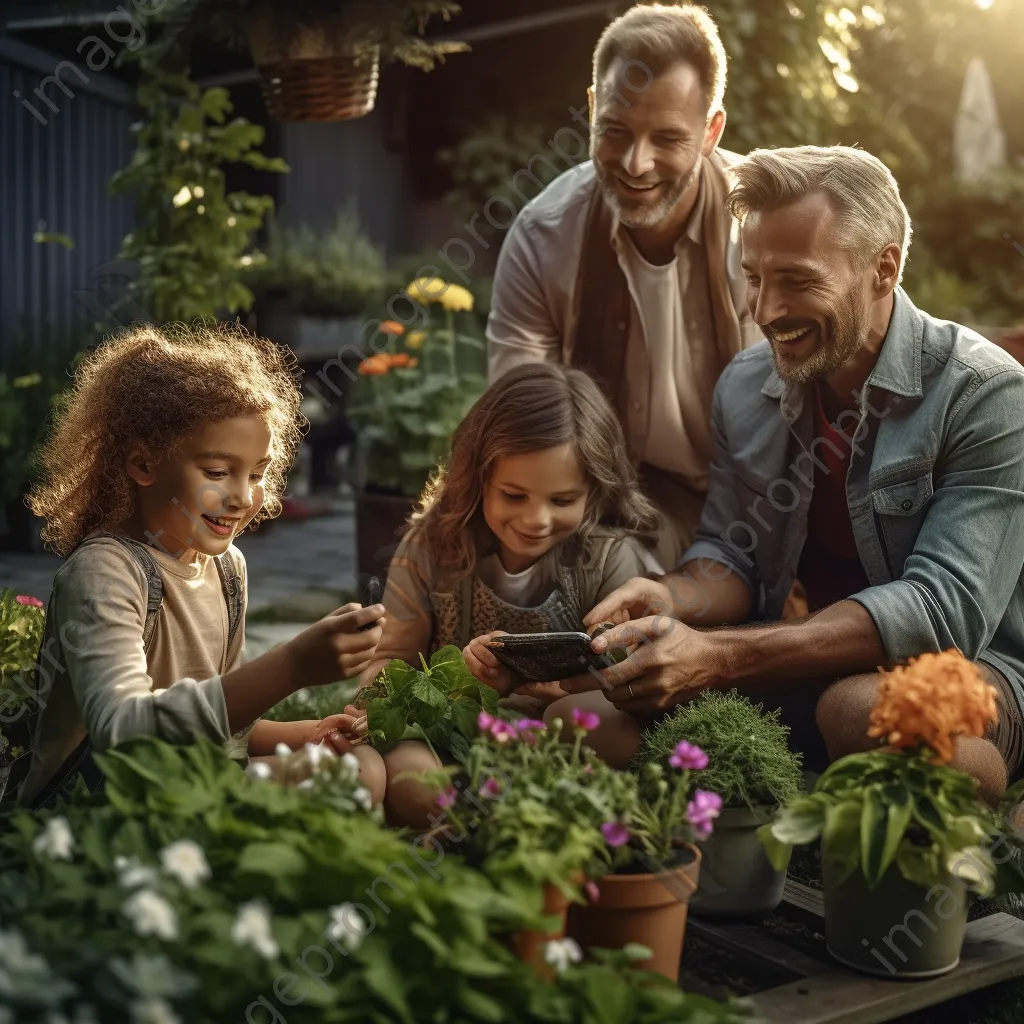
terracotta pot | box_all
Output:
[824,858,968,977]
[512,882,573,979]
[355,489,415,585]
[247,10,380,122]
[566,845,701,981]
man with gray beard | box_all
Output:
[551,145,1024,803]
[487,3,761,572]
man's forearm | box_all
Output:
[711,600,889,685]
[661,559,753,627]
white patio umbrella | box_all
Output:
[953,56,1007,182]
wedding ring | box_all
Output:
[627,683,635,700]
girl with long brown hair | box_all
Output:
[361,362,661,825]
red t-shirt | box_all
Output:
[797,387,870,612]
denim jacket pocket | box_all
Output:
[872,473,934,577]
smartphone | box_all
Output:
[359,576,382,631]
[483,631,622,686]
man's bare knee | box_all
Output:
[815,672,882,760]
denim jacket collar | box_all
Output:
[759,288,924,421]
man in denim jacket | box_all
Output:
[560,146,1024,798]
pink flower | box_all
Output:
[435,787,458,809]
[571,708,601,732]
[479,776,502,799]
[669,740,708,771]
[477,711,495,732]
[686,789,723,840]
[15,595,43,609]
[601,821,630,848]
[490,720,518,744]
[584,880,601,904]
[515,718,546,733]
[583,764,593,776]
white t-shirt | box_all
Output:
[476,551,559,608]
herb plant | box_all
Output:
[637,690,804,811]
[357,645,499,761]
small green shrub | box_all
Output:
[636,690,803,810]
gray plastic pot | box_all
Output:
[824,858,968,977]
[691,806,787,919]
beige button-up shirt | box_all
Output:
[487,151,761,494]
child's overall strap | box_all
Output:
[214,547,244,652]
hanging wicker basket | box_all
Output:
[247,13,380,123]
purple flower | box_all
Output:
[571,708,601,732]
[669,740,708,771]
[477,711,495,732]
[490,720,518,744]
[435,787,458,809]
[479,777,502,799]
[601,821,630,848]
[584,880,601,904]
[515,718,546,733]
[686,789,723,840]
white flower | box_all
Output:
[131,998,181,1024]
[171,186,191,207]
[246,761,273,780]
[114,855,159,890]
[326,902,369,951]
[160,840,211,889]
[123,890,179,941]
[340,752,360,780]
[231,900,279,960]
[297,779,315,790]
[353,787,373,811]
[0,928,48,974]
[32,817,74,861]
[304,742,326,771]
[544,937,583,973]
[274,742,292,757]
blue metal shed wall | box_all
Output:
[0,55,136,365]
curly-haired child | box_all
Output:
[19,323,386,807]
[359,363,662,826]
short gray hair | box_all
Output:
[726,145,913,280]
[593,3,727,116]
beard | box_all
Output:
[769,288,869,385]
[594,155,701,230]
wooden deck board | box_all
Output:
[748,913,1024,1024]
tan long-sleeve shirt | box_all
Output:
[20,535,246,806]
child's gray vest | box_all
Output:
[22,533,244,809]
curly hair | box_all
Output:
[29,321,305,556]
[411,363,660,578]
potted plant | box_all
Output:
[636,690,804,919]
[760,651,1024,978]
[567,717,721,982]
[242,1,466,122]
[421,708,642,977]
[347,275,486,581]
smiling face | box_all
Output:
[127,414,273,559]
[591,60,722,231]
[741,191,876,384]
[482,444,590,574]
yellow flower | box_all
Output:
[439,283,474,313]
[406,330,426,350]
[405,277,474,313]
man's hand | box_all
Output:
[584,578,675,630]
[561,615,721,711]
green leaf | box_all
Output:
[757,822,793,872]
[879,792,913,881]
[768,799,826,845]
[368,699,409,747]
[449,698,480,740]
[458,986,504,1022]
[860,788,889,886]
[237,841,306,877]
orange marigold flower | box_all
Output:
[867,650,998,764]
[379,320,406,336]
[390,352,416,368]
[358,355,390,375]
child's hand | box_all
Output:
[463,631,517,695]
[287,603,386,688]
[304,713,363,754]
